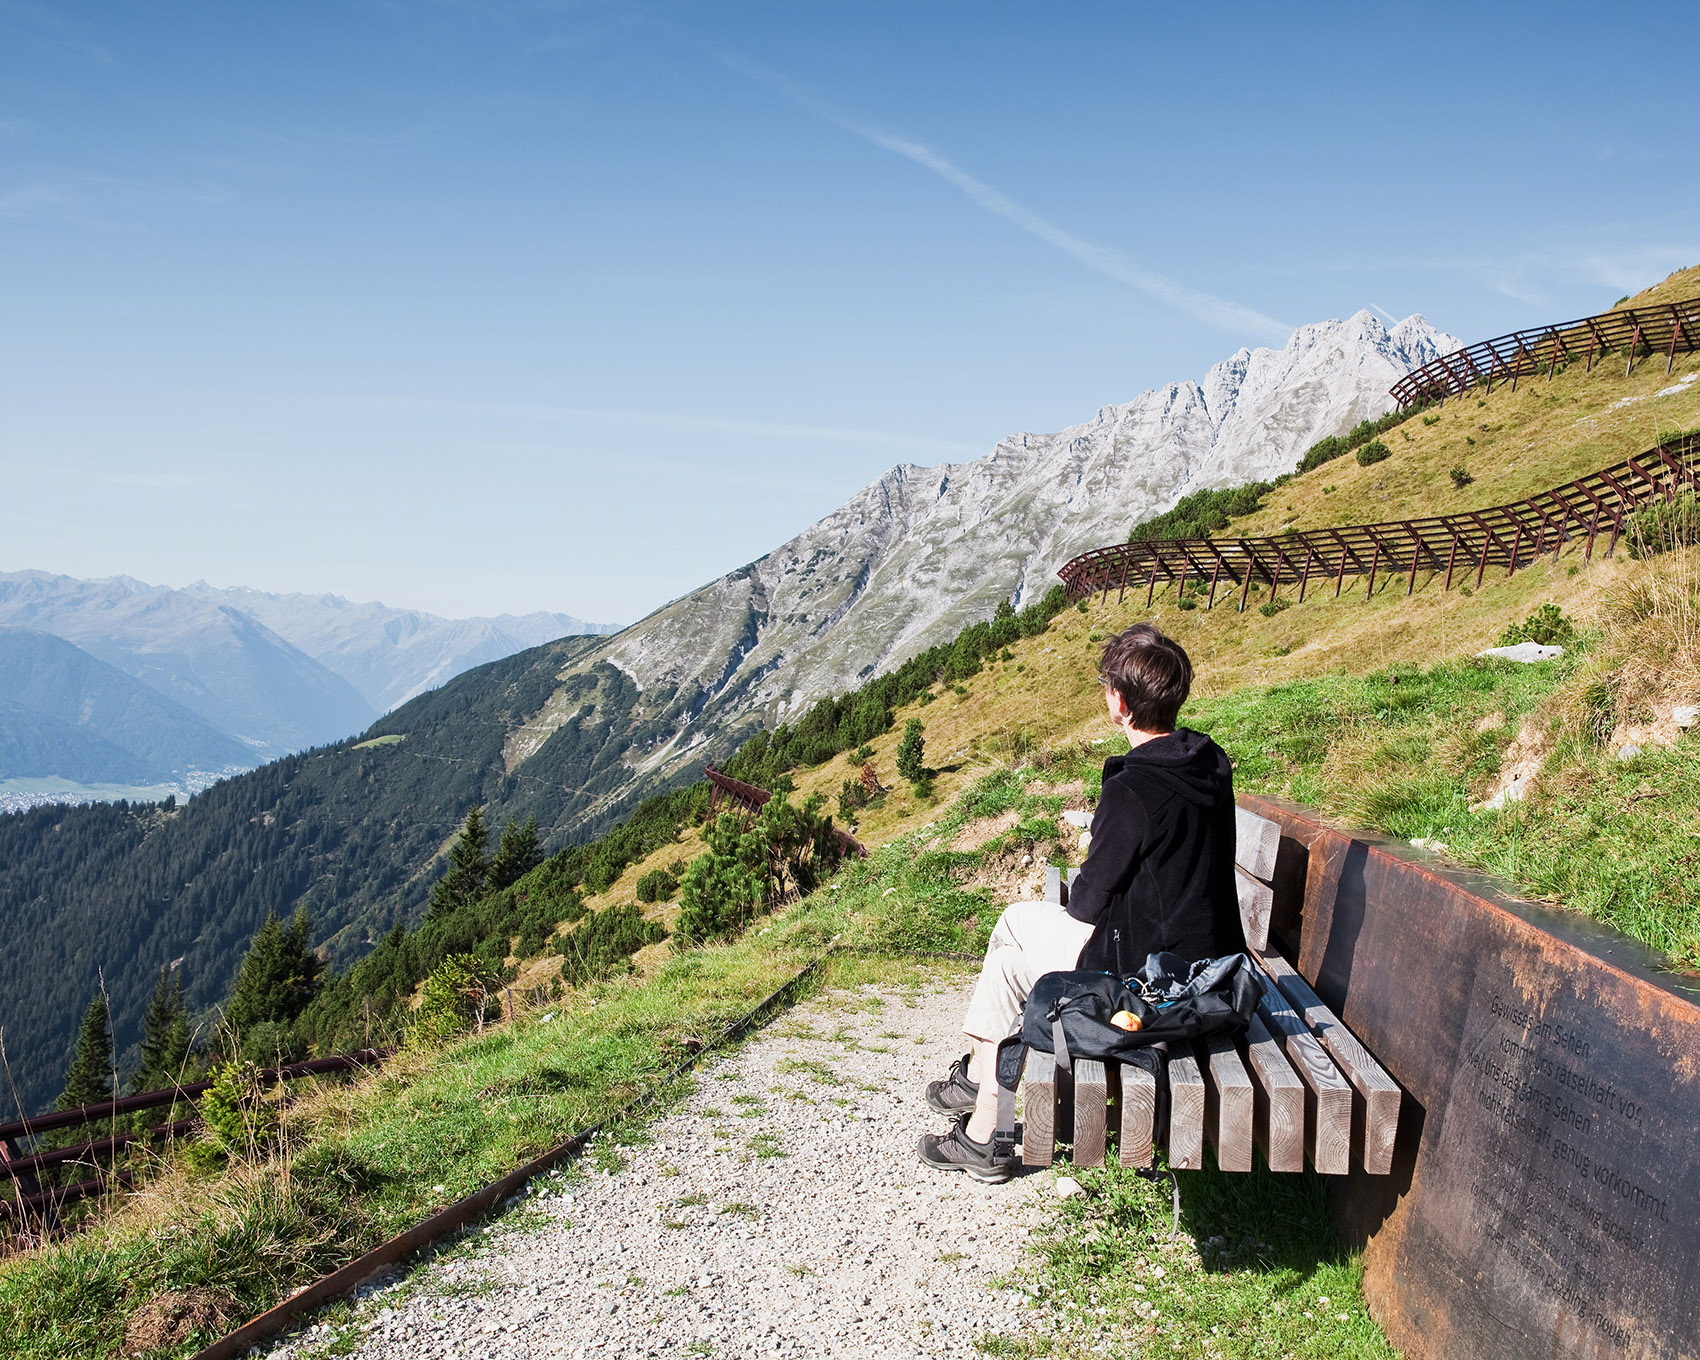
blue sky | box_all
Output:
[3,1,1698,622]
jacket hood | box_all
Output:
[1102,728,1230,807]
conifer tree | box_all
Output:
[896,719,927,783]
[488,816,541,890]
[57,995,114,1110]
[225,908,324,1032]
[427,806,490,915]
[129,966,191,1094]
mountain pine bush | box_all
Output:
[896,719,926,783]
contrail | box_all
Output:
[710,50,1292,342]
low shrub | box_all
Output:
[634,868,678,903]
[1626,492,1699,560]
[1129,481,1272,542]
[557,904,666,986]
[1497,603,1577,649]
[1355,440,1391,467]
[1449,465,1473,489]
[1296,408,1413,474]
[194,1059,279,1163]
[412,953,496,1047]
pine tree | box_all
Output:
[427,806,491,915]
[896,719,927,783]
[57,995,114,1110]
[225,908,324,1032]
[488,816,541,890]
[129,966,190,1094]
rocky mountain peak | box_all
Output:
[509,311,1460,813]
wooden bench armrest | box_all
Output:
[1257,950,1403,1174]
[1254,975,1353,1175]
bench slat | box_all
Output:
[1255,977,1353,1175]
[1257,951,1403,1175]
[1117,1061,1156,1168]
[1235,867,1274,952]
[1202,1035,1255,1173]
[1022,1052,1057,1167]
[1242,1012,1306,1172]
[1166,1051,1206,1171]
[1043,865,1063,906]
[1235,806,1280,881]
[1072,1059,1108,1168]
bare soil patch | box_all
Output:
[122,1289,239,1355]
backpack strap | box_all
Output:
[1051,1008,1072,1075]
[992,1035,1026,1159]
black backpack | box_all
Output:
[991,951,1260,1155]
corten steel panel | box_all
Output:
[1240,794,1700,1360]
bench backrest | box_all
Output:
[1234,806,1278,951]
[1047,805,1280,953]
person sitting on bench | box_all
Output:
[919,622,1244,1182]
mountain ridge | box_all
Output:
[0,626,254,784]
[506,310,1460,799]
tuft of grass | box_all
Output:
[1188,631,1700,968]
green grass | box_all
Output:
[985,1158,1393,1359]
[1187,650,1700,969]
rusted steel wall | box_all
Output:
[1241,793,1700,1360]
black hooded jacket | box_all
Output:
[1065,728,1243,973]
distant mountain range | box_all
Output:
[176,584,615,712]
[0,573,617,803]
[0,308,1455,1112]
[0,627,255,785]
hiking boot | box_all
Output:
[918,1115,1015,1184]
[924,1052,980,1115]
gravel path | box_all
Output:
[267,974,1056,1359]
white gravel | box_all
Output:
[265,976,1055,1359]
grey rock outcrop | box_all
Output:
[510,311,1460,806]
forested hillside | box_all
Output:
[0,633,667,1115]
[0,583,1069,1115]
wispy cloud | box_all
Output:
[0,181,63,218]
[1311,234,1700,312]
[0,171,233,229]
[104,472,207,489]
[708,50,1292,342]
[424,397,984,458]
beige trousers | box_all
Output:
[960,899,1096,1043]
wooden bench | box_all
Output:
[1022,806,1402,1175]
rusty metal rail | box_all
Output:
[704,765,868,858]
[186,953,840,1360]
[1391,294,1700,408]
[1057,431,1700,609]
[0,1050,386,1229]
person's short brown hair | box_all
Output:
[1099,623,1193,732]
